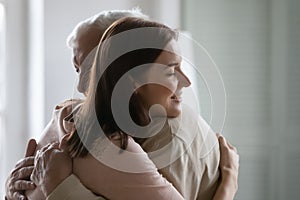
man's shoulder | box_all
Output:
[51,98,83,124]
[170,104,219,159]
[55,98,83,110]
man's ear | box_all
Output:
[128,74,141,90]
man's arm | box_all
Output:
[212,135,239,200]
[29,142,72,198]
[5,139,37,200]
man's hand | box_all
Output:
[5,139,37,200]
[30,136,72,197]
[217,134,239,179]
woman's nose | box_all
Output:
[177,69,191,87]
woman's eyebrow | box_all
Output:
[167,62,179,67]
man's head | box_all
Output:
[66,8,148,95]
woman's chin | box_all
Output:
[166,108,182,118]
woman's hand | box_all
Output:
[213,134,239,200]
[30,138,72,198]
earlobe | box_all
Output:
[128,75,140,91]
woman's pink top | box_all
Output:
[73,135,184,200]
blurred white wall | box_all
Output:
[183,0,300,199]
[1,0,28,196]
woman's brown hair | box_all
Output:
[67,17,177,157]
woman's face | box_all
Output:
[137,40,191,118]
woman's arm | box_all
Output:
[213,134,239,200]
[47,175,105,200]
[73,136,184,200]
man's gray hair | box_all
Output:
[66,8,148,48]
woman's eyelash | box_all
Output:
[167,71,176,76]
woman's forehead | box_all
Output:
[164,39,181,56]
[155,50,182,65]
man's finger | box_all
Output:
[12,166,34,181]
[218,135,229,149]
[25,139,37,157]
[227,141,238,152]
[39,143,52,153]
[48,142,60,151]
[59,133,70,152]
[12,191,27,200]
[14,157,35,171]
[13,180,36,191]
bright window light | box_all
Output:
[0,2,5,199]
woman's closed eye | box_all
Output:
[166,66,176,76]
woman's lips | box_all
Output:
[171,94,182,102]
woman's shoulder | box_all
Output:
[90,134,156,173]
